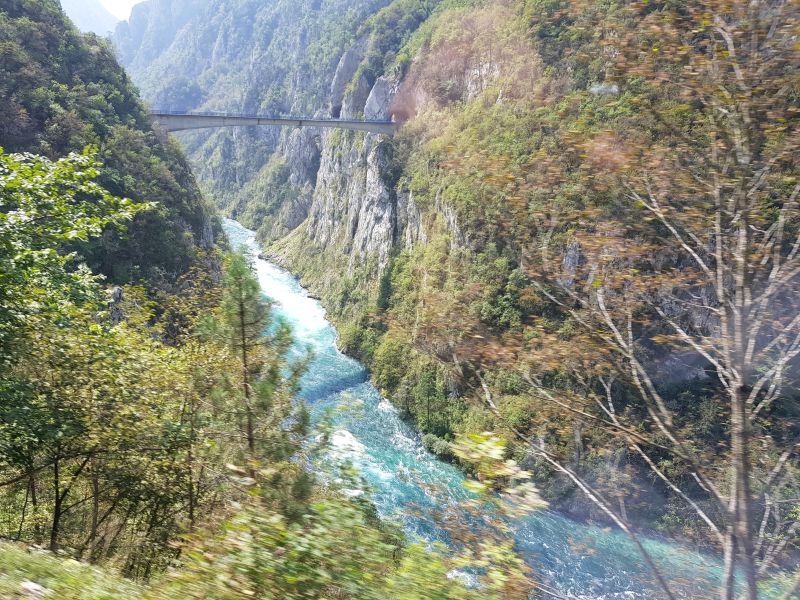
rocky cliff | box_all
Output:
[113,0,394,219]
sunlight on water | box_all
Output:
[223,218,725,599]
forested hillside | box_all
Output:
[118,1,800,597]
[0,2,536,598]
[1,0,218,283]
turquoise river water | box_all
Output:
[224,218,729,599]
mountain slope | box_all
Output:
[61,0,118,35]
[1,0,219,284]
[113,0,397,224]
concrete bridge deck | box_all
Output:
[150,111,397,135]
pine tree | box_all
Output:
[219,253,272,462]
[215,252,311,503]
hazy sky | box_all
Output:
[99,0,140,20]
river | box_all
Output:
[224,218,727,599]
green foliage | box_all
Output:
[0,0,218,283]
[355,0,440,85]
[1,3,552,597]
[148,497,484,600]
[0,147,306,576]
[371,334,411,391]
[452,432,547,516]
[0,491,516,599]
[235,158,299,243]
[0,149,146,360]
[422,433,453,458]
[0,542,144,599]
[219,253,275,352]
[318,0,633,451]
[411,364,451,436]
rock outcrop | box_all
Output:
[364,77,396,120]
[330,37,368,118]
[307,130,396,271]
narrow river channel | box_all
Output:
[224,218,727,599]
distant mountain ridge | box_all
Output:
[61,0,119,35]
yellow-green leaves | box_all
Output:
[452,432,547,516]
[0,149,148,359]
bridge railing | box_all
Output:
[149,109,394,126]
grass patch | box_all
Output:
[0,542,143,600]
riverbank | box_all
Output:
[227,218,735,599]
[260,232,726,555]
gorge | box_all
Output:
[112,0,800,596]
[0,0,797,598]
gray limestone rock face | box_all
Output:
[364,77,397,120]
[397,190,425,250]
[349,141,396,268]
[20,581,50,600]
[61,0,118,36]
[330,37,368,118]
[114,0,197,74]
[284,127,321,186]
[305,126,397,273]
[269,185,315,240]
[200,213,215,249]
[341,71,373,119]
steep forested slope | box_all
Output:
[0,0,222,571]
[118,1,800,593]
[0,4,539,596]
[1,0,218,284]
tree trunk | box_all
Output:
[89,471,100,559]
[721,528,736,600]
[239,295,256,473]
[731,384,758,599]
[187,440,196,530]
[15,481,30,540]
[29,472,40,544]
[49,458,61,552]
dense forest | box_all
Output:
[1,0,799,598]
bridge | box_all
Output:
[149,111,397,135]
